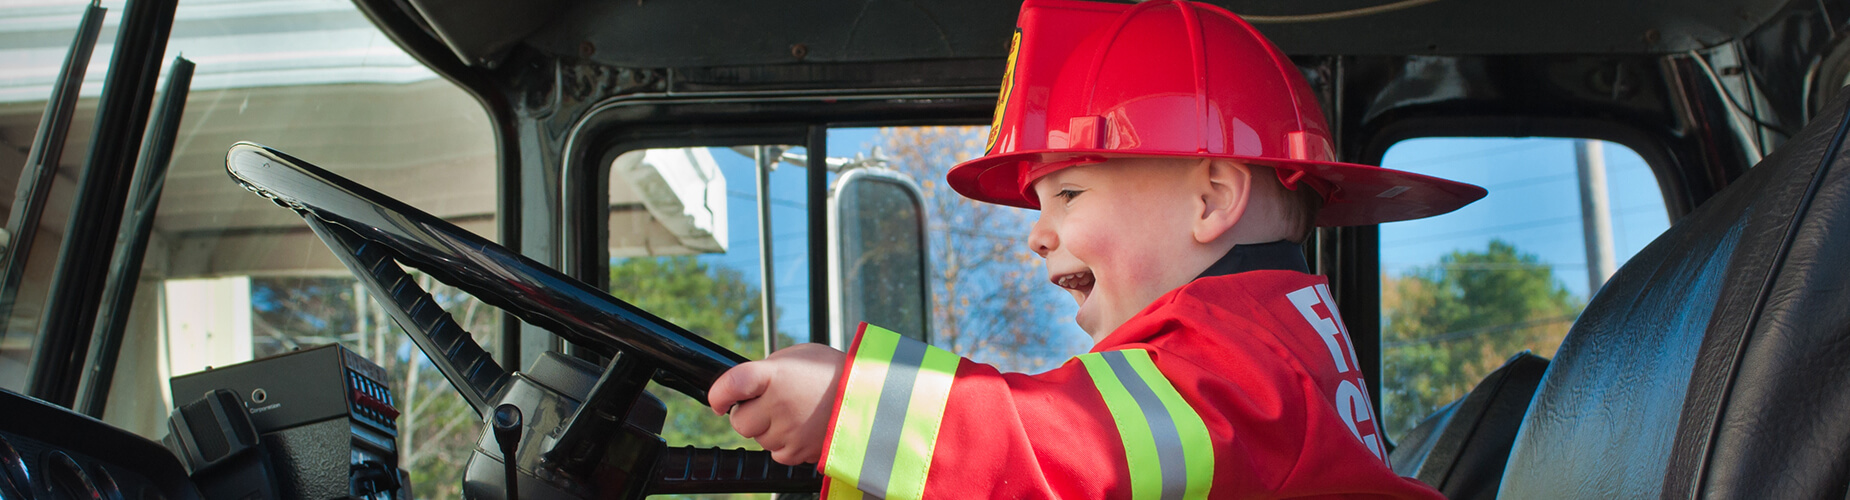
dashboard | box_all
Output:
[0,389,200,500]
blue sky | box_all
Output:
[696,146,823,344]
[689,128,943,346]
[688,132,1674,350]
[1379,138,1670,300]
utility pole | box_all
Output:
[754,146,779,357]
[1576,139,1617,294]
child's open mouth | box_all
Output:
[1052,270,1095,295]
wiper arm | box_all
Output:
[0,0,105,332]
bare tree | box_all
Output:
[877,127,1087,372]
[250,275,498,499]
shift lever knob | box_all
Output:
[493,403,523,500]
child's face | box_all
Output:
[1027,158,1208,339]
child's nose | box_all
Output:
[1027,214,1056,257]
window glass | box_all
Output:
[0,1,111,393]
[0,1,502,497]
[608,129,1100,470]
[828,127,1089,372]
[604,146,809,463]
[1378,137,1671,439]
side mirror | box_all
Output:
[828,168,932,348]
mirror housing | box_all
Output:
[828,168,933,348]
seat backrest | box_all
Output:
[1390,352,1547,499]
[1497,91,1850,498]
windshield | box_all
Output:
[11,2,1706,499]
[2,0,499,495]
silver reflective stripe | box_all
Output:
[856,336,928,498]
[1103,350,1190,500]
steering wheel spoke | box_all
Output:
[308,215,509,414]
[224,142,806,500]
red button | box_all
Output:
[352,389,400,420]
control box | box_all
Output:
[171,344,407,499]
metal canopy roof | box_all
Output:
[0,0,737,278]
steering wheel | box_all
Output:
[224,142,821,499]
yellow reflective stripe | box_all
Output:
[888,345,957,499]
[824,477,864,500]
[824,326,899,493]
[1079,350,1215,500]
[822,325,958,500]
[1080,353,1163,500]
[1123,350,1214,500]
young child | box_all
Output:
[708,0,1486,498]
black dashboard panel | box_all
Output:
[0,388,201,500]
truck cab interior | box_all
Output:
[0,0,1848,498]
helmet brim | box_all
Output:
[947,149,1489,227]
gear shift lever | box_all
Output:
[493,404,523,500]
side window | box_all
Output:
[827,127,1089,372]
[603,145,809,454]
[1377,137,1671,439]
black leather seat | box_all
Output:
[1389,352,1547,499]
[1489,90,1850,498]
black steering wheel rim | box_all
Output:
[223,141,749,408]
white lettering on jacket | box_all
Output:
[1289,284,1386,461]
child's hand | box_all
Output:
[707,343,845,465]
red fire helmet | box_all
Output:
[947,0,1486,226]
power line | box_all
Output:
[932,225,1030,242]
[1382,314,1579,348]
[1382,262,1585,271]
[1384,215,1582,246]
[1382,204,1664,247]
[1386,142,1560,173]
[726,189,806,209]
[1479,172,1575,191]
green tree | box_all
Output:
[1381,239,1583,437]
[608,256,786,450]
[254,256,783,499]
[608,256,793,500]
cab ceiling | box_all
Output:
[399,0,1795,69]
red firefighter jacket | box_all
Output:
[816,242,1442,499]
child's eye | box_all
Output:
[1055,189,1083,202]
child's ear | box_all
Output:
[1194,159,1252,244]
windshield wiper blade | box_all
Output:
[28,0,182,407]
[0,0,105,331]
[78,57,194,418]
